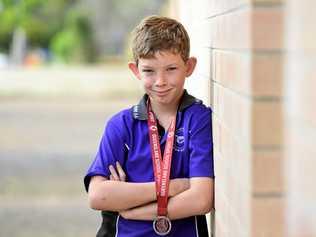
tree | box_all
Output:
[0,0,96,63]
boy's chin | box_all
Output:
[148,91,183,106]
[152,96,177,105]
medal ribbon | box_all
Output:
[147,100,176,216]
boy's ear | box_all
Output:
[128,62,141,80]
[185,57,197,77]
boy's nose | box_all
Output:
[155,73,167,87]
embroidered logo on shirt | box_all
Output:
[174,128,185,152]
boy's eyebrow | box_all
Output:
[165,63,179,67]
[140,65,154,68]
[140,63,180,68]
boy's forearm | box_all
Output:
[120,177,213,221]
[167,180,213,220]
[89,178,156,211]
[120,192,211,221]
[120,202,157,220]
[88,176,189,212]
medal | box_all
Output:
[153,216,172,236]
[147,100,176,236]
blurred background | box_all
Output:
[0,0,167,236]
[2,0,316,237]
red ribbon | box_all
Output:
[147,100,176,216]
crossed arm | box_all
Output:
[88,162,214,221]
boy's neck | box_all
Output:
[150,101,178,117]
[149,91,183,120]
[150,101,178,131]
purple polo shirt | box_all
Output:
[84,90,214,237]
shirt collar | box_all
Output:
[132,89,201,120]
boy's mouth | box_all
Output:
[153,89,172,96]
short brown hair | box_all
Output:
[131,15,190,64]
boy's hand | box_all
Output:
[169,178,190,197]
[109,162,126,182]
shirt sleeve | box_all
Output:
[189,106,215,178]
[84,118,127,192]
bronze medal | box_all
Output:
[147,101,175,236]
[153,216,172,236]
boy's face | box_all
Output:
[128,51,196,107]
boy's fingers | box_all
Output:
[116,162,126,181]
[110,174,114,180]
[109,165,119,181]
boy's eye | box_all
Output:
[142,69,154,73]
[167,67,177,71]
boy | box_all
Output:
[84,15,214,237]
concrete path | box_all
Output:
[0,66,142,237]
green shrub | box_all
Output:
[50,9,95,63]
[0,0,95,62]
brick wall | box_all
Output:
[168,0,286,236]
[167,0,316,236]
[285,0,316,236]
